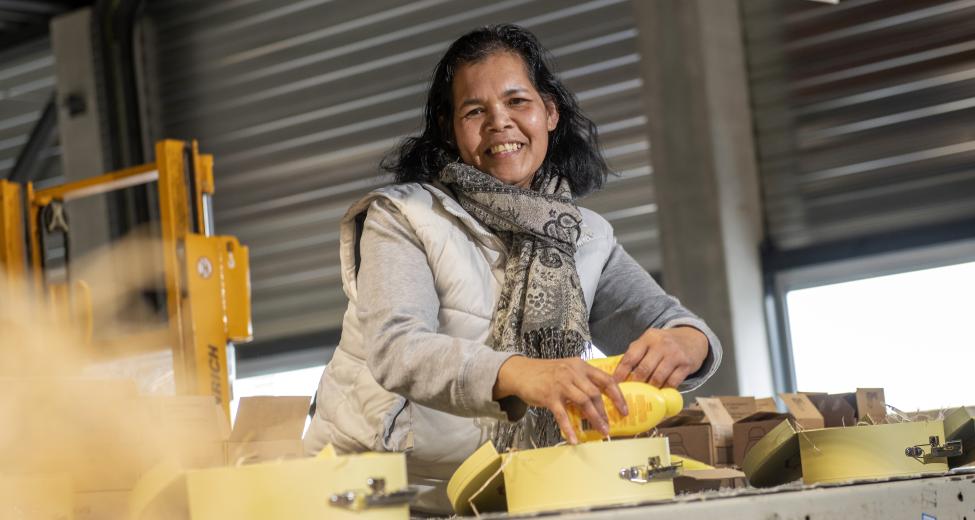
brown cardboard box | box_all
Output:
[696,397,736,466]
[801,389,886,427]
[142,395,229,469]
[727,394,825,466]
[142,394,311,467]
[731,412,790,467]
[756,397,778,413]
[804,392,857,427]
[225,396,311,465]
[716,396,760,421]
[711,396,788,467]
[656,409,715,465]
[693,396,817,468]
[779,393,825,430]
[855,388,887,424]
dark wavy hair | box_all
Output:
[382,24,610,197]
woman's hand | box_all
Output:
[493,356,628,444]
[612,327,709,388]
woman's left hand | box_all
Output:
[612,327,709,388]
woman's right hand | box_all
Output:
[492,355,628,444]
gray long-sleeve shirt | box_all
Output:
[357,198,722,422]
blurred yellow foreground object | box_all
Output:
[132,453,411,520]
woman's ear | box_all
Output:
[544,97,559,131]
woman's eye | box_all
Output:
[510,98,529,106]
[464,108,483,118]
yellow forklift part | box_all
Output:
[156,140,196,400]
[181,234,252,411]
[33,162,158,203]
[26,182,41,289]
[198,153,215,195]
[156,140,251,417]
[43,279,94,346]
[220,237,252,342]
[2,139,252,419]
[184,235,233,411]
[0,180,25,287]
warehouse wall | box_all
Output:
[743,0,975,252]
[0,37,61,184]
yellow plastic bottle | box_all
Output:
[586,354,625,376]
[564,355,684,442]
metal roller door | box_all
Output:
[743,0,975,252]
[0,37,60,184]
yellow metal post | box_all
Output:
[221,237,252,343]
[155,139,248,417]
[0,180,26,286]
[184,234,232,411]
[25,183,41,292]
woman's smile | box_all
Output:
[486,142,524,156]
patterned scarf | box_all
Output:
[438,162,591,450]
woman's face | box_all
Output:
[451,52,559,188]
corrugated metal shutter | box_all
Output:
[0,37,61,183]
[145,0,658,343]
[743,0,975,251]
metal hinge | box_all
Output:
[905,436,963,463]
[328,477,419,512]
[619,456,683,483]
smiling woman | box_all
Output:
[303,24,723,514]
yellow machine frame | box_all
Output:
[0,140,251,417]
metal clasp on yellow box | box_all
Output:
[329,476,419,512]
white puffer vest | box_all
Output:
[303,182,616,505]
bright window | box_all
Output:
[785,260,975,413]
